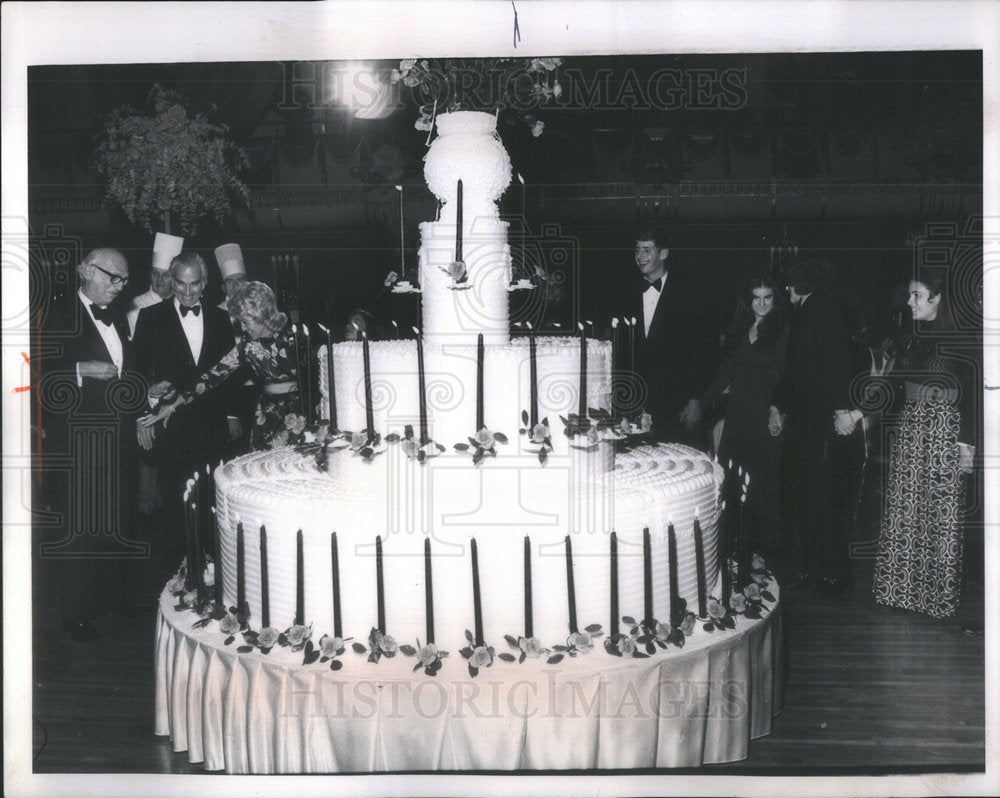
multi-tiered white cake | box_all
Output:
[212,111,724,660]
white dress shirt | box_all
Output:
[174,297,204,364]
[641,272,665,337]
[78,288,124,382]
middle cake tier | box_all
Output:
[214,442,723,657]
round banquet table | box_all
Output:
[154,585,783,773]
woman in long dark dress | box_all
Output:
[701,272,790,561]
[144,281,302,451]
[872,274,975,618]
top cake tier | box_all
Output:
[420,110,514,344]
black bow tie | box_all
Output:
[179,304,201,317]
[644,278,662,293]
[91,304,115,326]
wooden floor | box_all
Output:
[30,557,985,777]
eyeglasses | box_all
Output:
[92,263,129,286]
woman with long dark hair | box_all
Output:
[701,272,790,561]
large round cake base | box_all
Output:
[154,581,782,773]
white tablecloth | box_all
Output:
[154,587,782,773]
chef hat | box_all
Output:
[214,243,247,280]
[151,232,184,272]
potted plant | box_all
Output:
[92,84,250,236]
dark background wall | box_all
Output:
[27,52,983,344]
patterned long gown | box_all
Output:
[872,328,970,618]
[182,327,301,451]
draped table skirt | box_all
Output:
[154,587,783,773]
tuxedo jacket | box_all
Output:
[131,300,235,465]
[619,271,712,438]
[39,293,140,442]
[774,292,852,435]
[37,293,142,553]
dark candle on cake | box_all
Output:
[362,333,375,439]
[376,535,385,634]
[303,324,313,424]
[523,536,533,638]
[455,179,463,262]
[471,538,483,646]
[476,333,484,431]
[236,521,246,617]
[417,330,428,444]
[321,324,337,430]
[565,535,578,634]
[610,531,619,636]
[610,318,619,420]
[642,526,653,626]
[295,529,304,626]
[260,525,270,628]
[211,507,222,607]
[424,537,434,644]
[578,323,587,418]
[331,532,342,638]
[292,325,305,418]
[720,499,731,608]
[191,500,204,600]
[668,522,679,625]
[528,324,538,428]
[693,511,707,619]
[629,317,636,378]
[183,485,194,592]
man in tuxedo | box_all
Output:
[617,227,711,446]
[773,258,853,592]
[132,252,235,592]
[37,248,145,641]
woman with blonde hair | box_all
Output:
[144,281,302,450]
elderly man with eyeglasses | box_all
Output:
[37,248,147,642]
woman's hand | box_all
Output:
[767,405,784,437]
[834,409,863,436]
[958,443,975,474]
[140,397,181,429]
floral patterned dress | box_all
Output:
[183,327,301,451]
[872,323,973,618]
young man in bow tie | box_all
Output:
[131,252,235,592]
[618,228,711,447]
[37,248,145,641]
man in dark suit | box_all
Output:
[773,258,853,592]
[37,248,146,641]
[617,227,712,446]
[131,252,235,593]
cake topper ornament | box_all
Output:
[397,57,563,136]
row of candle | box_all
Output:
[222,520,717,642]
[719,460,754,593]
[182,464,222,607]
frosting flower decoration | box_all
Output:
[280,623,313,653]
[518,411,553,464]
[400,638,449,676]
[352,627,400,665]
[499,634,550,664]
[386,424,445,463]
[439,259,470,290]
[318,634,351,671]
[562,407,623,448]
[546,623,603,664]
[459,629,496,677]
[239,625,281,654]
[454,425,508,465]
